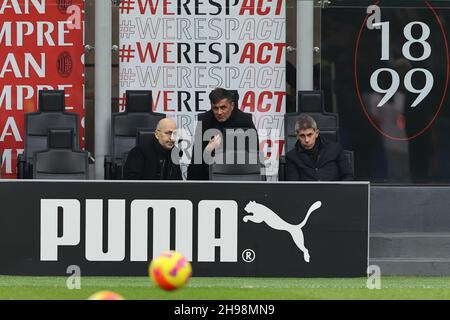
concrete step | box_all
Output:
[369,258,450,276]
[370,233,450,259]
[371,186,450,233]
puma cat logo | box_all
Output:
[243,201,322,263]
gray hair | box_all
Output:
[294,114,317,133]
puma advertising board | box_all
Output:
[0,181,369,277]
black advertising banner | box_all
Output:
[0,181,369,277]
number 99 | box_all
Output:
[370,68,434,107]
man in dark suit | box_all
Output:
[285,114,353,181]
[123,118,182,180]
[187,88,258,180]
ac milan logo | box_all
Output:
[57,0,73,14]
[57,52,73,78]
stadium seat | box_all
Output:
[278,149,354,181]
[220,127,259,157]
[33,129,88,180]
[278,90,353,181]
[228,89,240,108]
[135,128,155,148]
[119,128,156,179]
[18,90,79,179]
[104,90,165,179]
[209,151,263,181]
[297,90,324,112]
[209,163,263,181]
[284,90,339,153]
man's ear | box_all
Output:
[315,128,320,136]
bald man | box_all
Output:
[123,118,182,180]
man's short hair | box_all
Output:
[294,114,318,133]
[209,88,234,105]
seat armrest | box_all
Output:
[278,155,286,181]
[104,155,113,180]
[17,154,26,179]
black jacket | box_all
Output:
[187,108,257,180]
[123,135,182,180]
[285,137,354,181]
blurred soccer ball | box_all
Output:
[88,291,124,300]
[149,251,192,291]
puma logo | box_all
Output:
[243,201,322,263]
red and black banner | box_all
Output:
[0,0,85,178]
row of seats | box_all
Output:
[104,90,242,180]
[17,90,353,180]
[17,90,166,179]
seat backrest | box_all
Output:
[136,129,155,148]
[47,128,73,149]
[24,90,79,162]
[126,90,152,112]
[25,114,79,162]
[297,90,324,112]
[228,89,240,109]
[112,114,165,162]
[287,113,338,148]
[39,90,65,112]
[221,127,259,155]
[209,163,262,181]
[209,151,262,181]
[112,129,156,179]
[284,90,339,153]
[284,113,339,152]
[33,129,88,180]
[111,91,165,162]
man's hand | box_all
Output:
[205,134,222,153]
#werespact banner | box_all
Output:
[119,0,286,177]
[0,0,85,178]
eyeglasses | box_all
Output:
[157,130,177,138]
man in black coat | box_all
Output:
[123,118,182,180]
[187,88,258,180]
[285,114,354,181]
